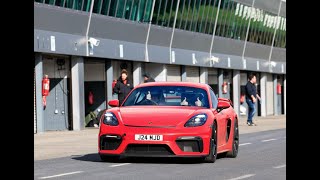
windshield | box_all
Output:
[122,86,210,108]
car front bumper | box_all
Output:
[98,125,212,157]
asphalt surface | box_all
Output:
[34,129,286,180]
[34,115,286,161]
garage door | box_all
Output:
[208,68,218,85]
[186,66,200,83]
[145,63,166,81]
[166,64,181,82]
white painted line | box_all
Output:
[109,163,131,167]
[273,164,286,169]
[239,143,252,146]
[39,171,83,179]
[228,174,255,180]
[261,138,277,142]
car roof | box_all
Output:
[135,82,210,90]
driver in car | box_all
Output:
[143,91,163,105]
[147,91,164,104]
[151,92,163,104]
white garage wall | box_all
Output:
[266,73,274,115]
[43,58,70,78]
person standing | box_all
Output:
[142,72,155,83]
[113,69,133,106]
[245,73,261,126]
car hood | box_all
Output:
[118,106,204,127]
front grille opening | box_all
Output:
[176,140,202,152]
[100,136,122,150]
[124,144,174,155]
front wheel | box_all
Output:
[226,119,239,158]
[204,122,217,163]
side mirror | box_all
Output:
[108,99,119,107]
[217,101,230,109]
[218,97,233,107]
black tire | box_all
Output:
[100,154,120,162]
[204,122,217,163]
[226,119,239,158]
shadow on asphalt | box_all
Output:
[72,153,226,164]
[71,153,102,162]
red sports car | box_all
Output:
[98,82,239,163]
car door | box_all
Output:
[215,108,229,149]
[209,89,228,149]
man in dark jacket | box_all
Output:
[245,73,261,126]
[113,69,134,106]
[143,72,155,83]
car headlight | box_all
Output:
[184,114,207,127]
[103,112,119,126]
